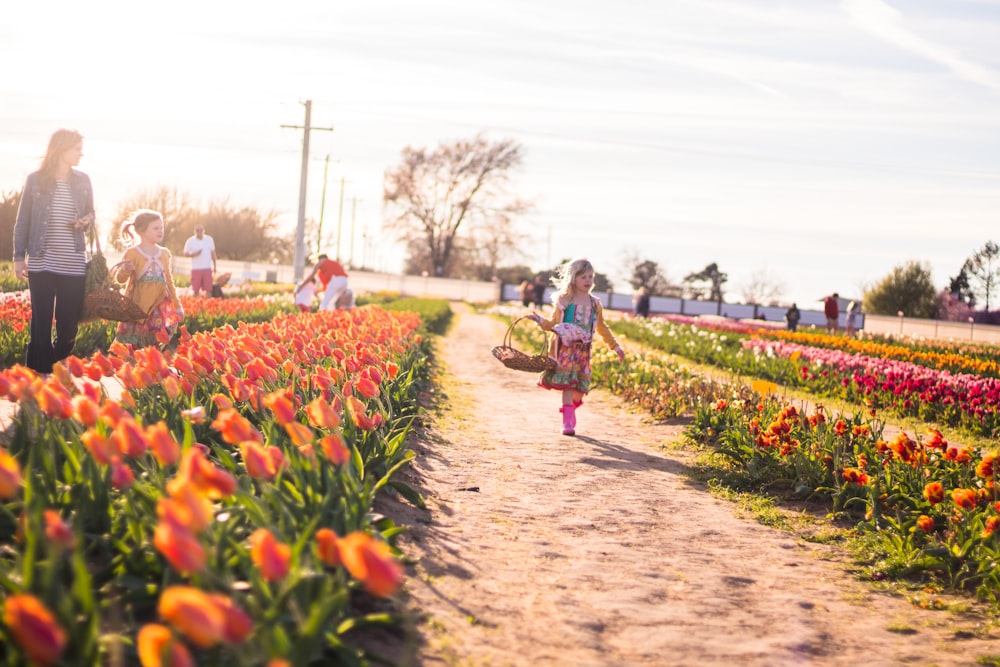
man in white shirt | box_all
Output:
[182,225,217,296]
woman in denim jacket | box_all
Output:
[13,129,96,373]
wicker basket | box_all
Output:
[83,263,148,323]
[491,316,557,373]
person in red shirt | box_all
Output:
[824,292,840,333]
[297,253,349,311]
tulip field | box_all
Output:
[0,293,448,666]
[508,310,1000,604]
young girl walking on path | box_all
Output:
[529,258,625,435]
[113,210,184,348]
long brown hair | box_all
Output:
[38,129,83,187]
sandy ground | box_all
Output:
[372,304,1000,667]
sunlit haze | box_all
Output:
[2,0,998,307]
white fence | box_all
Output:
[154,257,1000,345]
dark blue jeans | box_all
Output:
[26,271,85,373]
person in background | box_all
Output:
[824,292,840,333]
[335,288,355,309]
[519,279,534,307]
[528,257,625,436]
[12,128,95,373]
[113,210,184,348]
[532,275,547,307]
[299,253,349,310]
[845,300,860,337]
[633,286,650,318]
[785,303,801,332]
[182,224,217,296]
[295,276,318,312]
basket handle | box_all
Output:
[505,315,548,350]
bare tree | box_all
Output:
[383,134,532,277]
[110,187,291,262]
[738,268,786,305]
[110,186,196,251]
[459,213,531,281]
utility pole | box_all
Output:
[281,100,333,282]
[316,155,330,256]
[316,155,342,255]
[349,196,362,267]
[335,177,346,261]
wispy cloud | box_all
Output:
[842,0,1000,91]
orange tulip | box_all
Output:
[161,486,212,533]
[51,361,73,388]
[145,422,181,466]
[338,532,404,597]
[319,434,350,465]
[263,390,297,426]
[0,449,22,499]
[305,396,340,429]
[80,430,116,466]
[36,382,72,419]
[284,421,314,448]
[346,396,377,431]
[355,377,378,399]
[162,375,181,400]
[916,515,936,533]
[267,446,289,476]
[113,417,149,458]
[211,408,263,445]
[43,510,76,551]
[64,355,85,378]
[211,393,234,410]
[98,399,129,427]
[952,488,977,510]
[242,442,277,481]
[158,586,226,648]
[923,482,945,505]
[315,528,342,567]
[2,594,67,666]
[154,521,206,575]
[71,395,99,428]
[137,624,194,667]
[249,528,291,582]
[168,448,237,499]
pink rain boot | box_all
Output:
[561,404,576,436]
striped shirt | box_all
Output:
[30,180,86,276]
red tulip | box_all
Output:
[2,594,67,666]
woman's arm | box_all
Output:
[12,174,34,274]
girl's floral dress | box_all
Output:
[539,297,598,393]
[115,248,184,348]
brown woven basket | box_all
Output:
[83,263,148,323]
[491,316,557,373]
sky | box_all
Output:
[2,0,999,308]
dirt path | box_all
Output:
[372,304,999,667]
